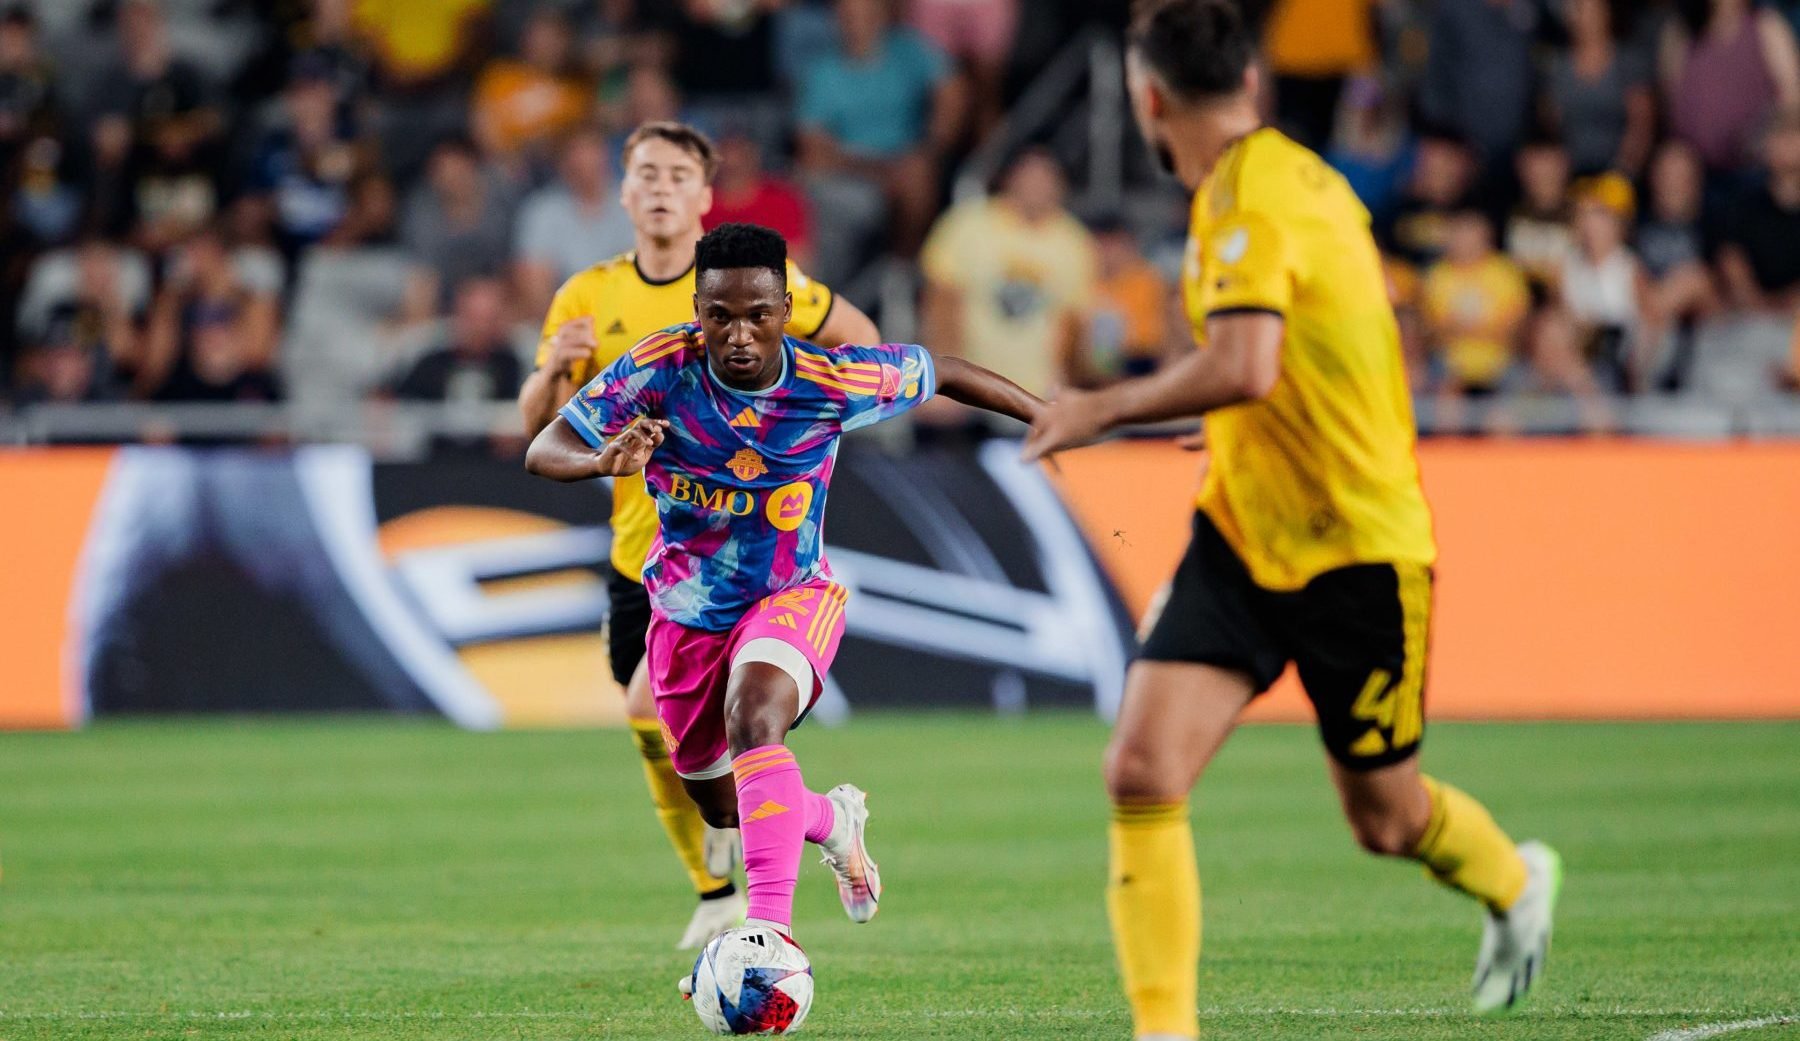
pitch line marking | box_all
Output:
[1646,1016,1798,1041]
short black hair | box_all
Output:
[695,223,787,285]
[1127,0,1255,102]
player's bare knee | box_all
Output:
[1346,811,1419,857]
[1104,736,1188,804]
[723,663,797,755]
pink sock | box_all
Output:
[732,745,835,929]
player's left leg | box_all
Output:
[721,582,871,936]
[1292,561,1560,1015]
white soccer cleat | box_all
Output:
[817,783,881,923]
[1472,840,1562,1015]
[676,889,746,950]
[704,824,741,880]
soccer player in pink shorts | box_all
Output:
[526,224,1041,955]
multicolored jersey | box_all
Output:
[559,323,936,630]
[537,253,837,582]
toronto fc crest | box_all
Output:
[727,448,768,482]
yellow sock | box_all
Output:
[1108,802,1200,1040]
[627,718,730,897]
[1415,775,1527,913]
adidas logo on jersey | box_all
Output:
[730,407,759,428]
[605,318,626,335]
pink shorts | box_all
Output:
[646,579,848,779]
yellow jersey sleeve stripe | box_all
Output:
[794,353,883,378]
[630,336,687,365]
[796,370,878,395]
[629,332,683,361]
[794,355,883,387]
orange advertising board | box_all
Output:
[0,448,116,728]
[1050,439,1800,720]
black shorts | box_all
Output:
[1140,511,1432,770]
[606,568,651,687]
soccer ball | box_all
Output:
[687,925,814,1034]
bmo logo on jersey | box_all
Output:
[667,473,756,516]
[665,471,814,531]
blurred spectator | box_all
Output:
[140,229,281,401]
[471,8,590,171]
[919,150,1095,399]
[1661,0,1800,179]
[1421,0,1537,169]
[643,0,784,153]
[1555,174,1661,391]
[0,6,57,162]
[17,239,149,370]
[92,0,225,249]
[232,0,370,105]
[1545,0,1654,177]
[1382,131,1477,270]
[1083,215,1172,385]
[1505,137,1574,296]
[572,0,647,96]
[908,0,1018,139]
[797,0,961,272]
[353,0,492,182]
[702,130,814,267]
[1423,208,1530,399]
[389,277,521,403]
[244,56,369,260]
[1637,140,1719,389]
[605,65,688,156]
[1326,76,1414,230]
[12,135,81,248]
[400,137,517,321]
[10,308,120,405]
[222,197,289,299]
[514,128,634,316]
[1262,0,1379,150]
[1717,108,1800,313]
[320,171,401,250]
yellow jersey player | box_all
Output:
[516,122,879,950]
[1023,2,1561,1036]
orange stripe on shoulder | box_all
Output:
[630,332,686,362]
[797,352,883,377]
[795,370,872,395]
[795,355,882,388]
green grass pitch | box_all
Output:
[1,715,1795,1040]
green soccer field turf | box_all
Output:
[1,715,1795,1040]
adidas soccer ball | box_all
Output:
[688,925,814,1035]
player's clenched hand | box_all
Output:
[1021,387,1111,462]
[594,417,667,477]
[547,317,598,379]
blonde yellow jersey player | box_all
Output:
[517,122,879,950]
[1023,2,1562,1036]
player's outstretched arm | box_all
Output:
[526,416,667,482]
[934,355,1046,425]
[1021,311,1283,460]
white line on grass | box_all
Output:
[1646,1016,1797,1041]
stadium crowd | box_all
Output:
[1,0,1798,435]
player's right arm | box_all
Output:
[526,330,683,481]
[1021,313,1282,461]
[526,415,667,482]
[518,277,600,437]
